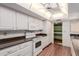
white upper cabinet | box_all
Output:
[37,19,43,30]
[29,17,37,30]
[0,6,16,30]
[16,12,28,30]
[29,16,43,30]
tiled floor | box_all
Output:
[38,44,72,56]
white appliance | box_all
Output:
[32,37,42,56]
[25,32,43,56]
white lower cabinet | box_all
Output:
[41,37,48,49]
[38,36,50,50]
[0,45,20,56]
[8,46,32,56]
[43,21,52,45]
[8,41,32,56]
[0,41,32,56]
[19,41,32,49]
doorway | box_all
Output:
[54,22,62,45]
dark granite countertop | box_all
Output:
[0,36,32,50]
[0,33,47,50]
[35,33,47,37]
[70,34,79,39]
[70,34,79,36]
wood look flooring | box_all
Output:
[38,44,72,56]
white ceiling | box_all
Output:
[42,3,79,21]
[42,3,62,14]
[41,3,68,21]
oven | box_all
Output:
[35,41,41,48]
[33,37,42,56]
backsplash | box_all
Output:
[0,31,26,39]
[0,30,44,39]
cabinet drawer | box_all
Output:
[8,46,32,56]
[19,41,32,49]
[0,41,32,56]
[0,45,20,56]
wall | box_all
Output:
[70,20,79,56]
[70,20,79,33]
[51,22,54,43]
[0,31,25,39]
[62,21,71,47]
[62,21,76,55]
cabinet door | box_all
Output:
[0,45,20,56]
[16,12,28,30]
[19,41,32,49]
[42,37,47,48]
[8,46,32,56]
[37,20,43,30]
[0,6,16,30]
[29,16,43,30]
[47,21,52,43]
[29,17,37,30]
[43,21,52,44]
